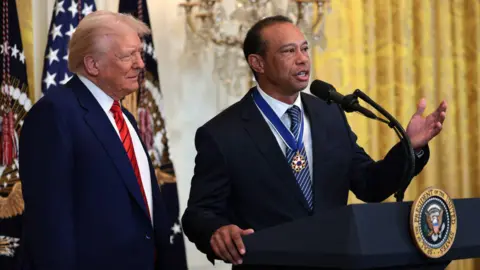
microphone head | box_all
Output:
[310,80,336,101]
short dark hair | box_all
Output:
[242,15,293,79]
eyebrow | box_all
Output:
[277,41,309,52]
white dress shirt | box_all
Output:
[255,86,314,180]
[79,75,153,223]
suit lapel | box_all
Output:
[69,76,150,219]
[241,88,311,210]
[301,93,333,212]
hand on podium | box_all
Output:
[210,225,255,265]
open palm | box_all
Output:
[406,98,447,150]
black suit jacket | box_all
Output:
[19,76,170,270]
[181,88,429,268]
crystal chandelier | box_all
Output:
[179,0,331,97]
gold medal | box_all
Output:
[291,152,307,172]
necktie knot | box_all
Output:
[286,105,302,136]
[110,100,122,114]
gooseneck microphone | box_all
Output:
[309,79,415,203]
[310,80,377,120]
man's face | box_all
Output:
[255,23,310,95]
[97,30,144,99]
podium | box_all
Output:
[241,198,480,269]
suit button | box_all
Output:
[145,234,151,240]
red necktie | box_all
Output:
[110,101,150,217]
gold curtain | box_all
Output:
[313,0,479,269]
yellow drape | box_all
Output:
[313,1,479,269]
[16,0,34,99]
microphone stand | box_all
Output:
[345,90,416,202]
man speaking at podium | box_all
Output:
[182,15,447,269]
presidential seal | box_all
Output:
[410,187,457,258]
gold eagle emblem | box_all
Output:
[426,209,443,236]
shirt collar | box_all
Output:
[256,84,304,118]
[78,75,115,114]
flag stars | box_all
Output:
[46,48,60,65]
[0,43,24,64]
[141,41,157,61]
[147,43,153,55]
[169,222,182,244]
[82,3,94,16]
[10,44,19,59]
[43,72,57,90]
[68,0,78,18]
[19,51,25,64]
[171,223,182,234]
[60,73,72,85]
[55,0,65,16]
[50,24,63,41]
[65,24,76,38]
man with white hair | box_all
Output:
[19,10,170,270]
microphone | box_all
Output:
[309,79,415,203]
[310,80,377,120]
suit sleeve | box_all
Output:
[337,107,430,202]
[19,100,75,269]
[181,126,231,260]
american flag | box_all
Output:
[41,0,96,94]
[0,0,34,269]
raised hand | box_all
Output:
[406,98,447,149]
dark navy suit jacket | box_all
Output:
[19,76,170,270]
[182,87,430,269]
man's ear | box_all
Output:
[248,54,265,75]
[84,55,99,76]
